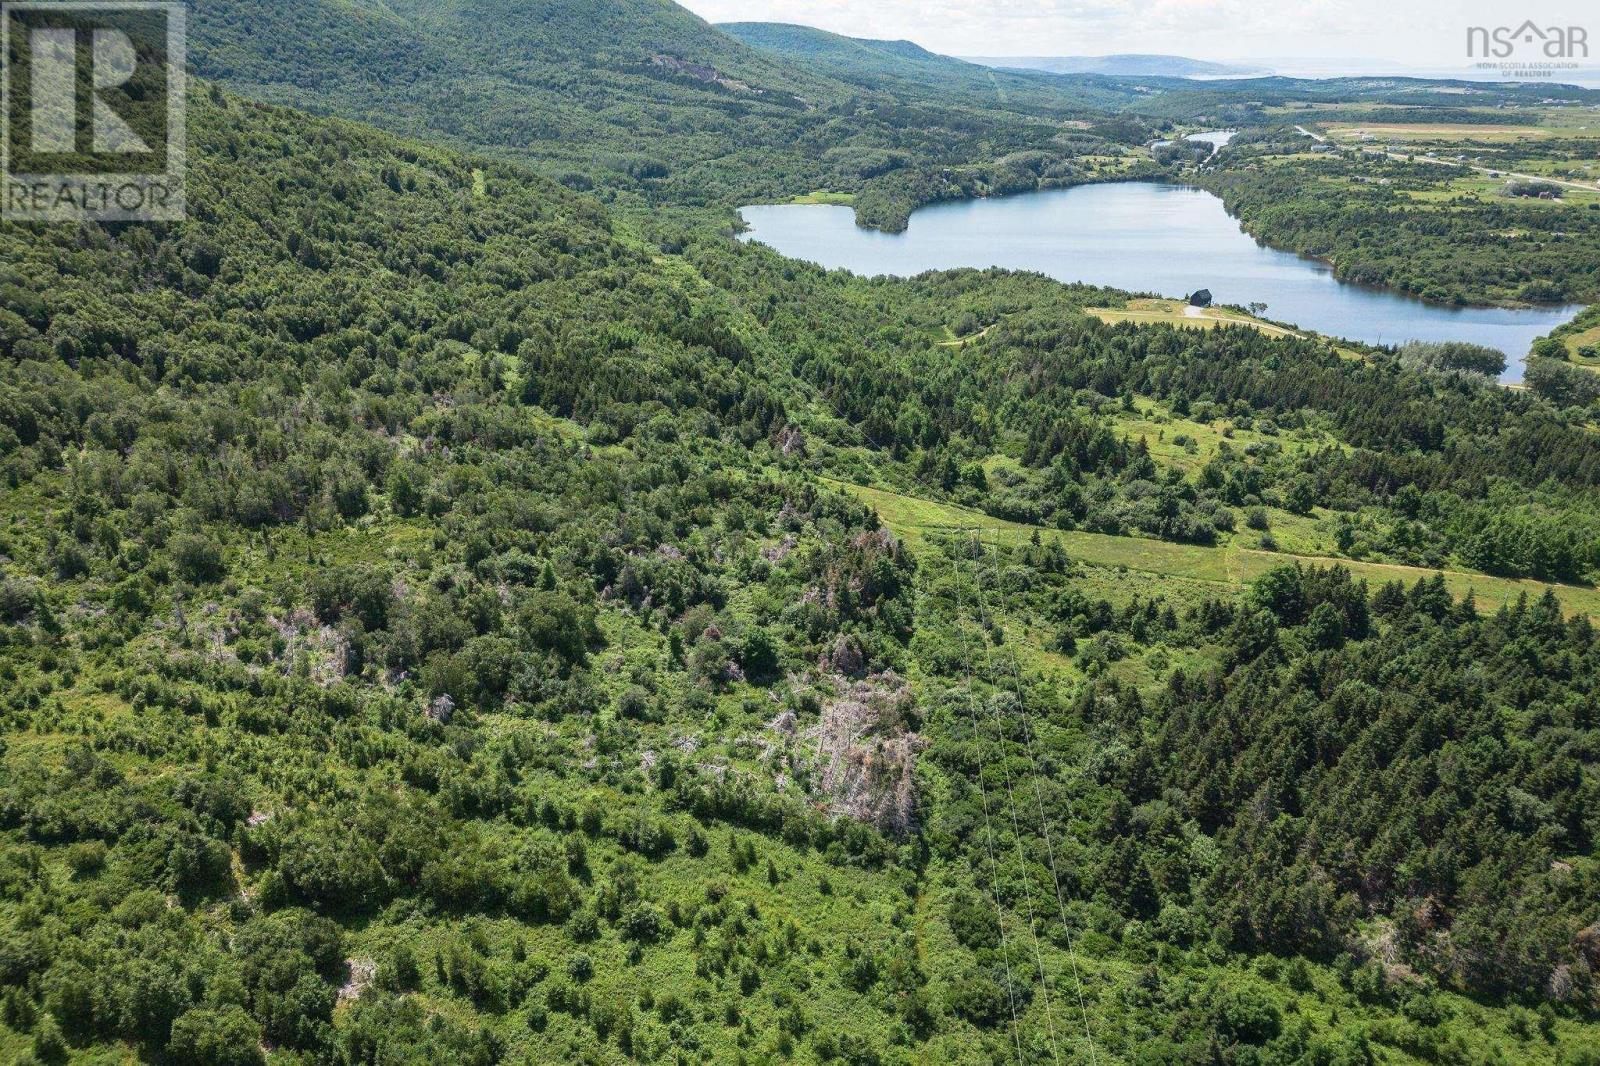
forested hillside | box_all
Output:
[3,72,1600,1064]
[6,0,1600,1060]
[186,0,1159,229]
[182,0,1600,252]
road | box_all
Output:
[1294,123,1598,193]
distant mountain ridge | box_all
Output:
[964,53,1263,77]
[716,21,1166,109]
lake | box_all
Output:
[1153,130,1236,160]
[738,181,1585,383]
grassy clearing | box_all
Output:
[1403,173,1600,206]
[1270,162,1600,209]
[1560,322,1600,366]
[827,477,1600,618]
[1086,298,1303,338]
[787,190,856,205]
[937,322,996,347]
[1504,157,1600,181]
[1109,396,1333,474]
[1087,301,1370,362]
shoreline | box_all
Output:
[753,174,1589,314]
[736,180,1589,382]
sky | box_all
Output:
[678,0,1594,71]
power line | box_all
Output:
[967,530,1104,1066]
[936,550,1028,1066]
[950,541,1064,1066]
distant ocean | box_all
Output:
[1193,60,1600,90]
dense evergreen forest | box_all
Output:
[5,1,1600,1063]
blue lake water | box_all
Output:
[738,181,1585,383]
[1153,129,1236,157]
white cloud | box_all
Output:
[684,0,1590,67]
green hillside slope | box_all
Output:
[186,0,1153,226]
[5,78,1600,1062]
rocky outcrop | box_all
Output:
[820,633,866,677]
[339,958,375,1005]
[650,55,756,94]
[774,424,806,457]
[793,672,923,836]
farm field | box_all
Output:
[1324,122,1559,142]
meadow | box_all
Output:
[830,479,1600,618]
